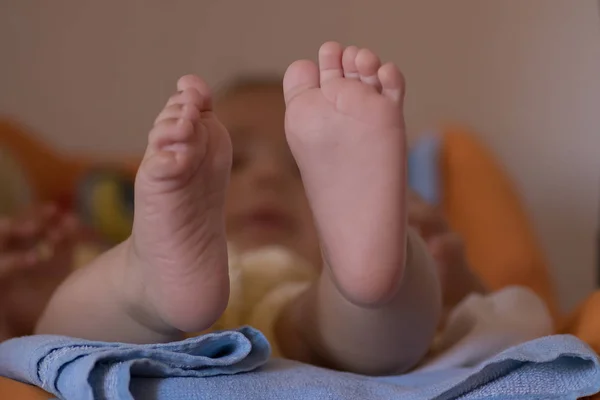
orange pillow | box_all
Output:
[0,377,51,399]
[439,126,560,325]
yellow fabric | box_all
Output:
[190,228,431,356]
[188,245,318,357]
[90,178,133,243]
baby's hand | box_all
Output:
[0,204,78,278]
[0,204,79,338]
[407,192,486,311]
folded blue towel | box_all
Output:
[0,327,269,399]
[1,327,599,400]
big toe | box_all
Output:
[283,60,319,106]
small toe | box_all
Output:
[342,46,360,79]
[356,48,382,90]
[155,104,184,125]
[155,103,200,125]
[149,118,196,150]
[166,88,204,109]
[175,75,213,111]
[283,60,320,105]
[318,41,344,84]
[142,150,190,181]
[378,62,405,103]
[177,75,211,98]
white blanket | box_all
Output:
[416,286,553,371]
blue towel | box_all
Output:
[1,327,599,400]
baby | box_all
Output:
[36,42,476,375]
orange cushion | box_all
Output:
[0,377,51,399]
[0,118,140,205]
[560,291,600,354]
[440,126,560,325]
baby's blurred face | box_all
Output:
[216,86,322,268]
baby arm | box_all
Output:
[277,229,441,376]
[407,191,487,316]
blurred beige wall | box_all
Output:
[1,0,599,311]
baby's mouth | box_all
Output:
[241,207,293,235]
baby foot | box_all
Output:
[284,42,407,306]
[129,75,232,331]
